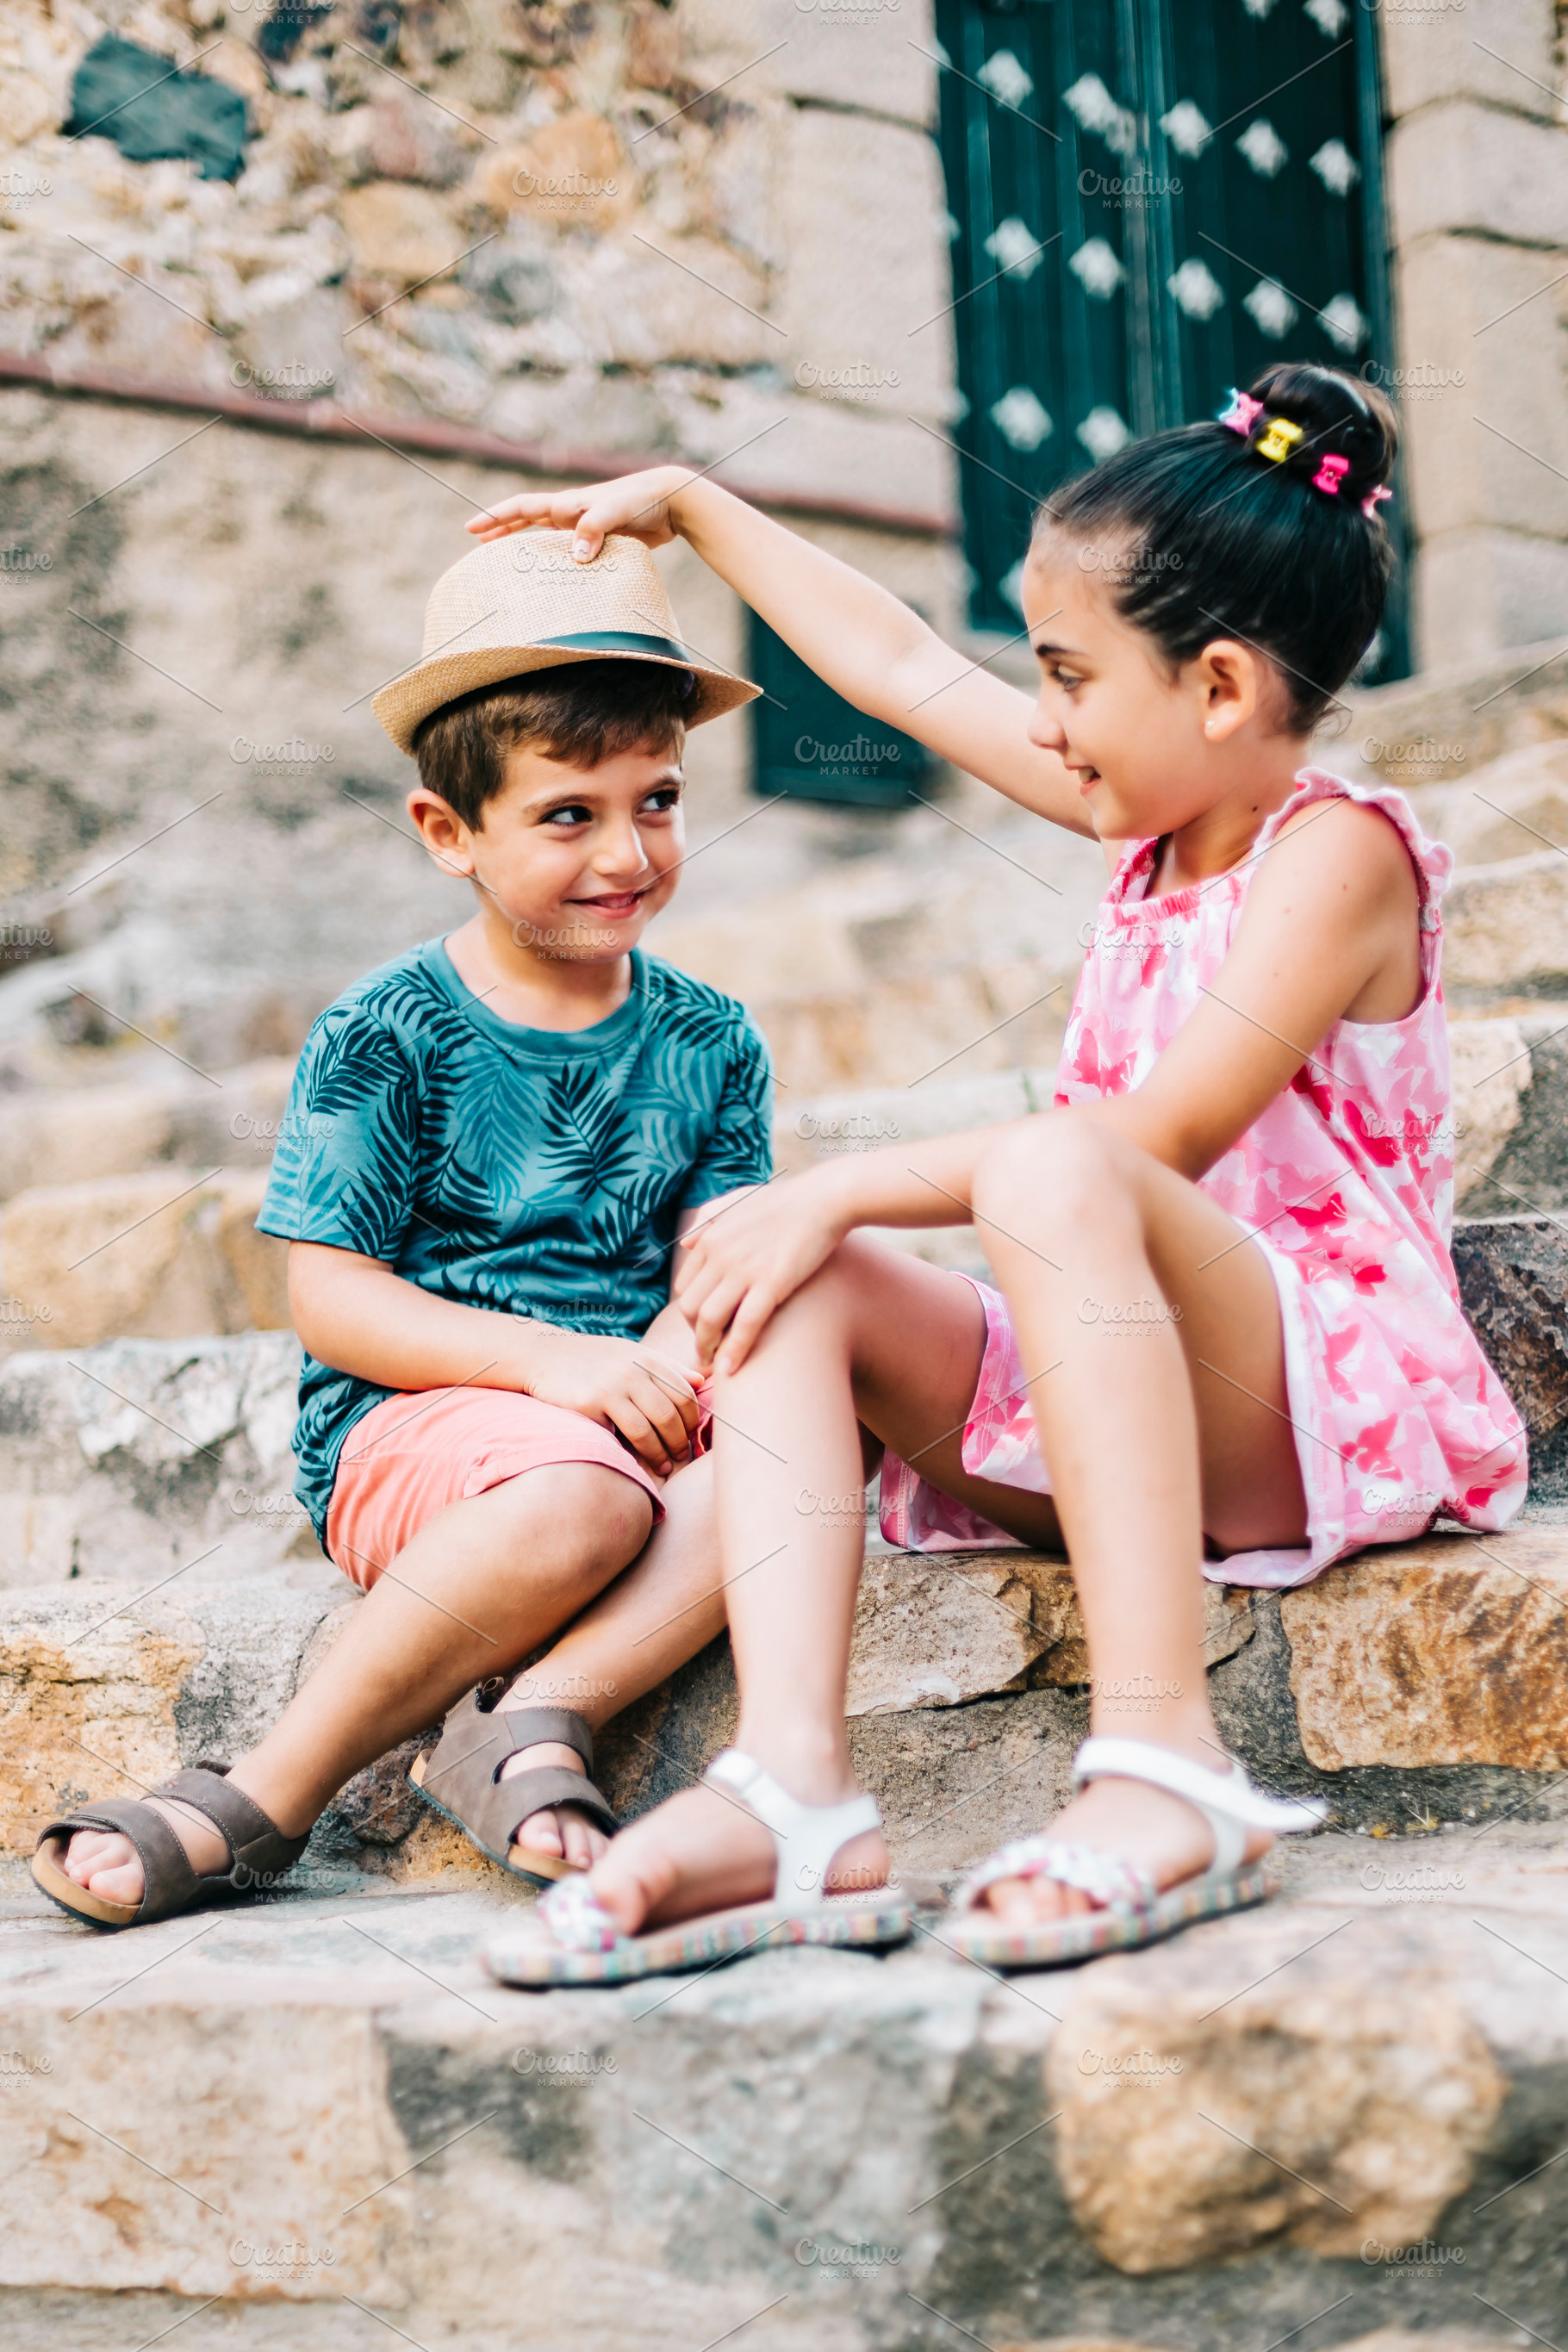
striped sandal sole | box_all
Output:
[940,1861,1278,1970]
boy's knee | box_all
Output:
[495,1462,654,1571]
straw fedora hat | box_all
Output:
[373,529,761,754]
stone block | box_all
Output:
[1442,850,1568,999]
[475,112,634,233]
[779,104,955,424]
[0,1167,289,1352]
[676,0,937,126]
[1049,1925,1504,2271]
[1448,1017,1529,1207]
[1453,1216,1568,1497]
[557,231,780,369]
[1381,0,1560,121]
[1392,233,1568,548]
[0,1332,321,1588]
[1480,1014,1568,1210]
[0,1059,295,1201]
[0,1580,345,1859]
[1415,528,1568,675]
[1280,1528,1568,1770]
[1389,101,1568,250]
[338,181,469,285]
[1349,633,1568,783]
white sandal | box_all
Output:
[484,1748,914,1987]
[941,1736,1326,1971]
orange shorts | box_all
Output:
[325,1384,705,1592]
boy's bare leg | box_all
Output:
[492,1449,723,1863]
[60,1453,725,1907]
[587,1243,1063,1934]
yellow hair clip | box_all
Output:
[1256,416,1303,464]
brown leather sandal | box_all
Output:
[32,1764,311,1932]
[408,1688,619,1886]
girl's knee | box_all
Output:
[975,1114,1132,1224]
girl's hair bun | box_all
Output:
[1241,361,1397,505]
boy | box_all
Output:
[34,532,772,1928]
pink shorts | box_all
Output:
[326,1384,707,1592]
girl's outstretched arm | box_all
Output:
[469,469,1093,837]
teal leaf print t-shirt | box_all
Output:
[257,942,773,1540]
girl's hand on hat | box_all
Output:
[519,1326,700,1475]
[465,469,697,560]
[676,1174,853,1377]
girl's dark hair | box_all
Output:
[1039,363,1398,732]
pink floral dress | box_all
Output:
[880,771,1528,1588]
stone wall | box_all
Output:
[0,0,958,518]
[1381,0,1568,666]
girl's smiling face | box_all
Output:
[1021,534,1295,846]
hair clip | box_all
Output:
[1362,485,1393,520]
[1256,416,1304,464]
[1312,454,1350,496]
[1218,389,1264,437]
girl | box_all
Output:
[472,364,1528,1982]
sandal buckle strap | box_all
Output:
[703,1749,883,1918]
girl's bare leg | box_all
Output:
[587,1244,1062,1932]
[968,1113,1305,1920]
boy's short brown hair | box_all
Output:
[413,657,693,829]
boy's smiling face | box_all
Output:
[409,737,686,968]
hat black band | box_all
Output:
[538,631,696,663]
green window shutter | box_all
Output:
[747,614,932,809]
[933,0,1406,682]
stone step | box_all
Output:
[6,1518,1568,1907]
[1,1802,1565,2343]
[0,1058,295,1205]
[1353,633,1568,785]
[1,1203,1564,1592]
[0,1168,291,1357]
[0,1009,1562,1353]
[0,1333,324,1589]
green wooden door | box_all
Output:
[933,0,1405,679]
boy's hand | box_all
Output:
[677,1174,851,1377]
[521,1327,700,1476]
[467,469,695,560]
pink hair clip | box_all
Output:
[1362,484,1393,520]
[1218,389,1264,436]
[1312,454,1350,496]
